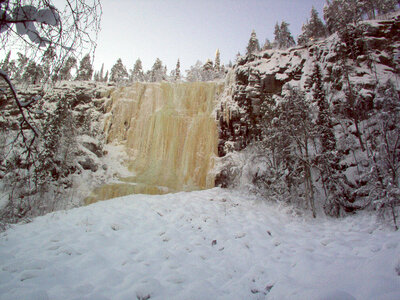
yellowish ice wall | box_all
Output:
[98,82,222,200]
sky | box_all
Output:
[93,0,327,75]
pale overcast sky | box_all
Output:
[94,0,327,74]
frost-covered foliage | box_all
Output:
[130,58,145,82]
[110,58,129,83]
[360,82,400,229]
[298,7,327,46]
[75,54,93,81]
[0,0,101,84]
[0,82,113,226]
[148,58,167,82]
[274,21,295,49]
[185,58,226,82]
[246,30,261,55]
[170,58,181,81]
[217,13,400,225]
[323,0,398,34]
[56,56,77,81]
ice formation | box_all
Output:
[86,82,223,203]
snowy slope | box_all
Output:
[0,188,399,300]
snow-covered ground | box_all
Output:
[0,188,399,300]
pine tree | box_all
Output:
[274,23,281,48]
[130,58,145,82]
[75,54,93,81]
[310,63,343,216]
[274,21,295,49]
[376,0,398,14]
[323,0,363,34]
[14,52,29,82]
[104,70,109,82]
[164,66,168,80]
[1,51,16,79]
[215,49,221,72]
[110,58,128,83]
[298,7,326,45]
[313,65,335,153]
[361,82,400,229]
[41,47,56,81]
[36,98,77,190]
[93,71,99,82]
[174,59,181,81]
[186,60,203,82]
[202,59,214,81]
[58,56,77,81]
[99,63,104,82]
[150,58,165,82]
[360,0,397,19]
[278,87,317,217]
[262,39,273,50]
[22,60,44,84]
[1,50,12,74]
[246,30,260,55]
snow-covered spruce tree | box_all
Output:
[246,30,260,55]
[130,58,145,82]
[254,87,318,216]
[41,46,56,82]
[360,82,400,230]
[12,52,29,82]
[298,7,327,46]
[254,95,297,203]
[324,0,398,34]
[280,87,317,217]
[262,39,273,50]
[93,71,99,82]
[56,56,77,81]
[150,58,166,82]
[202,59,214,81]
[323,0,365,34]
[311,63,343,216]
[360,0,398,19]
[215,49,221,72]
[1,50,12,76]
[214,49,225,79]
[22,60,44,84]
[75,54,93,81]
[324,0,354,34]
[274,21,295,49]
[175,59,181,80]
[34,98,78,207]
[186,60,203,82]
[170,58,181,81]
[110,58,129,83]
[98,63,104,82]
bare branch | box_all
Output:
[0,68,38,136]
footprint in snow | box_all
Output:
[235,233,246,239]
[20,271,37,282]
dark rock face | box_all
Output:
[82,142,103,158]
[261,75,284,94]
[79,157,98,172]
